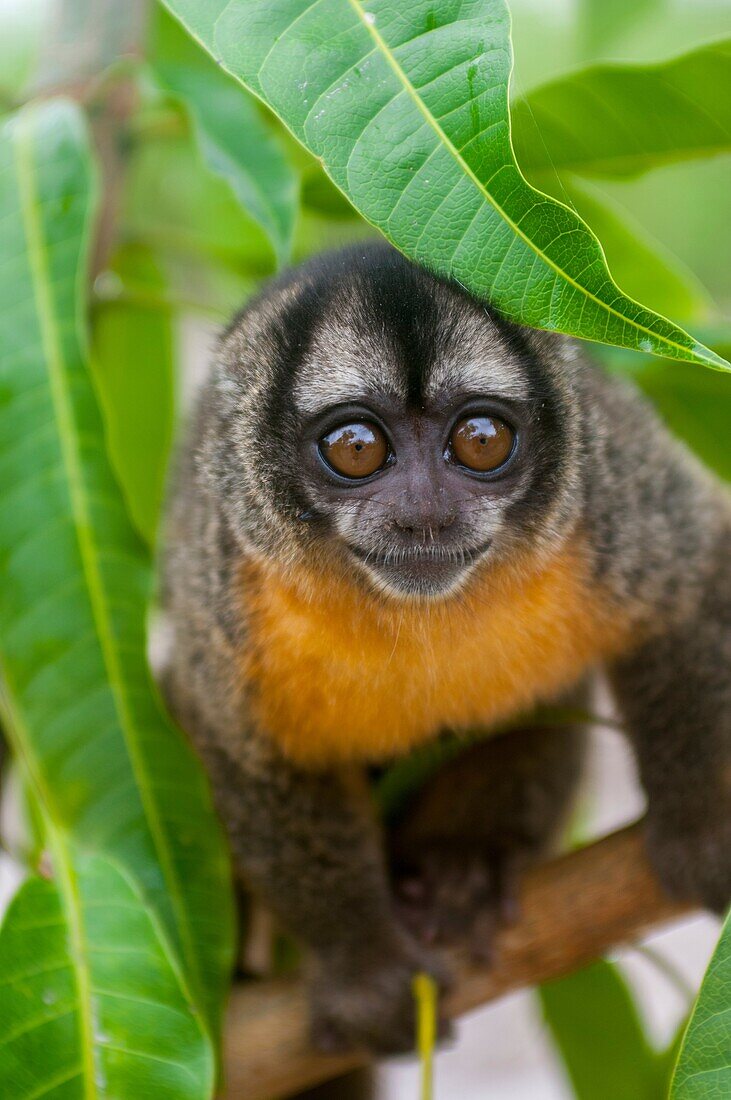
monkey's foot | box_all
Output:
[309,930,452,1055]
[393,842,523,964]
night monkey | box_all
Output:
[161,244,730,1054]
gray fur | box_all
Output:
[161,244,731,1054]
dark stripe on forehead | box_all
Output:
[351,247,444,408]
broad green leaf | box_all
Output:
[91,244,175,546]
[671,910,731,1098]
[540,960,661,1100]
[512,39,731,179]
[546,177,711,322]
[0,845,214,1099]
[160,0,725,370]
[151,8,298,268]
[0,99,234,1034]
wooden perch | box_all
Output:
[221,824,692,1099]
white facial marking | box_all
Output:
[425,307,528,402]
[294,295,406,416]
[427,354,528,402]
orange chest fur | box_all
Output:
[239,545,629,767]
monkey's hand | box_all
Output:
[645,809,731,915]
[392,838,526,963]
[389,722,586,961]
[309,929,450,1055]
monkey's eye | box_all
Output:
[448,414,515,473]
[319,421,389,479]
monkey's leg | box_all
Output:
[200,733,448,1055]
[609,596,731,914]
[389,709,587,960]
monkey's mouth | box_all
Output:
[347,540,491,597]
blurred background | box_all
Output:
[1,0,729,1096]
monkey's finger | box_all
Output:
[434,852,493,940]
[468,905,500,965]
[311,1015,352,1055]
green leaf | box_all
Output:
[547,177,711,322]
[160,0,725,369]
[540,960,661,1100]
[671,910,731,1098]
[91,244,175,546]
[512,39,731,179]
[0,99,234,1034]
[151,8,298,268]
[0,844,214,1099]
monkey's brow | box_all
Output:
[424,355,531,403]
[294,367,406,417]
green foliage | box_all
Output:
[151,8,299,269]
[671,910,731,1098]
[513,40,731,178]
[91,244,176,544]
[161,0,724,369]
[540,960,676,1099]
[554,178,710,322]
[0,844,214,1099]
[0,99,234,1094]
[0,1,730,1097]
[577,0,662,62]
[510,38,731,326]
[121,93,266,310]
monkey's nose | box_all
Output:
[393,509,456,537]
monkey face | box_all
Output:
[298,393,525,598]
[214,244,580,600]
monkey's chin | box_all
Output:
[348,544,490,601]
[370,566,467,600]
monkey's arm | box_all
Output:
[178,710,446,1054]
[609,571,731,913]
[575,365,731,914]
[390,708,588,957]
